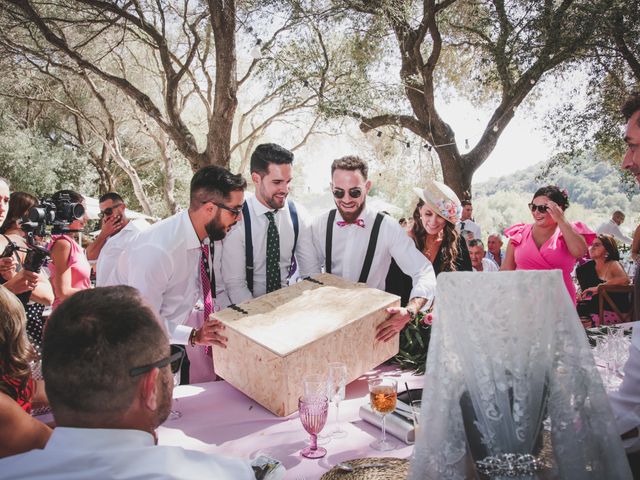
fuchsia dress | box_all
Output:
[504,222,596,304]
[48,234,91,309]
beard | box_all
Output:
[266,195,286,210]
[336,199,366,224]
[205,211,228,241]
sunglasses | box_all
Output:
[202,198,242,218]
[98,203,123,218]
[213,202,242,218]
[528,203,548,214]
[129,349,184,377]
[332,188,363,199]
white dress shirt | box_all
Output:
[310,206,435,301]
[609,328,640,452]
[596,219,633,244]
[0,427,254,479]
[485,250,504,266]
[96,219,150,287]
[457,218,481,240]
[222,193,318,303]
[473,258,499,272]
[124,210,202,344]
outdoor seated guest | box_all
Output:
[0,192,54,349]
[0,285,51,459]
[485,233,505,267]
[501,185,595,304]
[47,190,91,309]
[0,286,254,478]
[596,210,633,245]
[575,234,630,321]
[468,239,499,272]
[386,180,472,306]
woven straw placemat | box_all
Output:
[320,457,409,480]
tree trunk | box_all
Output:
[202,0,238,171]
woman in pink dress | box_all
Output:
[48,190,91,309]
[502,186,595,304]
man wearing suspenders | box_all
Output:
[222,143,317,303]
[311,156,436,342]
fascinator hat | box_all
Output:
[413,180,462,224]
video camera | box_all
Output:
[26,195,85,236]
[2,193,87,273]
[0,238,49,273]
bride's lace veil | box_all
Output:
[409,270,631,479]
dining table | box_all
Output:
[157,365,423,480]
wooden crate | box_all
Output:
[212,273,400,416]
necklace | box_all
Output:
[423,233,443,262]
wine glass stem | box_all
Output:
[310,433,317,451]
[381,414,387,444]
[335,401,340,427]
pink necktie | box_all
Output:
[200,244,213,357]
[337,219,365,228]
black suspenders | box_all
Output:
[324,210,385,283]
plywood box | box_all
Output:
[212,273,400,416]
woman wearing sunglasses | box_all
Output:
[502,185,595,304]
[575,234,630,320]
[48,190,91,309]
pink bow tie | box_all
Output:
[337,219,365,228]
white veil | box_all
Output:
[409,270,632,480]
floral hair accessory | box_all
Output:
[561,188,569,199]
[413,181,462,224]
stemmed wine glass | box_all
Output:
[168,349,185,420]
[303,374,331,445]
[327,362,348,438]
[368,377,397,451]
[299,395,329,458]
[167,370,183,420]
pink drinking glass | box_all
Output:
[299,395,329,459]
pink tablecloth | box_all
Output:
[157,366,423,479]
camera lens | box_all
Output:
[71,203,85,220]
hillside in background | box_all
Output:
[472,156,640,240]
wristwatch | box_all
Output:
[406,306,417,322]
[189,328,198,347]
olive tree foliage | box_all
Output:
[289,0,610,198]
[0,26,193,215]
[0,97,98,196]
[542,0,639,187]
[0,0,240,172]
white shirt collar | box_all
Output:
[46,427,155,451]
[250,194,278,217]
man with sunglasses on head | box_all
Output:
[86,192,149,287]
[0,286,254,479]
[123,166,246,383]
[311,156,436,342]
[222,143,317,303]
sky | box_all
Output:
[294,97,557,193]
